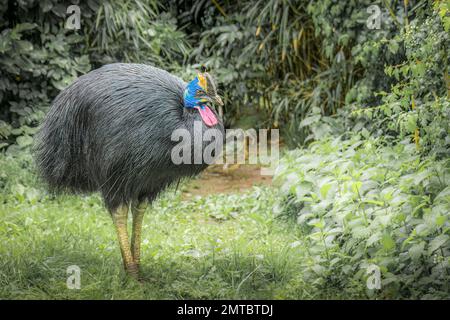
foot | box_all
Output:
[126,262,140,280]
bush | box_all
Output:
[274,135,450,298]
[0,1,92,148]
[0,0,189,149]
[351,7,450,158]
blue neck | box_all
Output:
[183,77,201,108]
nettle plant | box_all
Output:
[274,136,450,298]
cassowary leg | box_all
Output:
[112,205,139,279]
[131,201,147,269]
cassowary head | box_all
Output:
[184,66,223,126]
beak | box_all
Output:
[213,95,224,106]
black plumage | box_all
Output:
[34,63,224,278]
[35,63,224,209]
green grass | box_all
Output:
[0,185,313,299]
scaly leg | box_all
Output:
[131,201,147,269]
[111,204,139,279]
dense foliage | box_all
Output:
[271,0,449,299]
[275,136,449,298]
[0,0,188,149]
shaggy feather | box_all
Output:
[34,63,224,211]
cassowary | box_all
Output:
[34,63,225,279]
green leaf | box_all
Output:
[14,23,37,33]
[381,233,395,251]
[16,40,33,52]
[435,215,446,227]
[299,115,321,128]
[404,113,418,133]
[428,235,449,255]
[312,264,326,275]
[320,183,332,199]
[16,135,33,147]
[388,40,399,54]
[363,199,384,206]
[366,232,381,247]
[408,242,425,261]
[351,181,362,194]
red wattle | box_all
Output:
[194,106,218,127]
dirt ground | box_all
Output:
[182,164,272,198]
